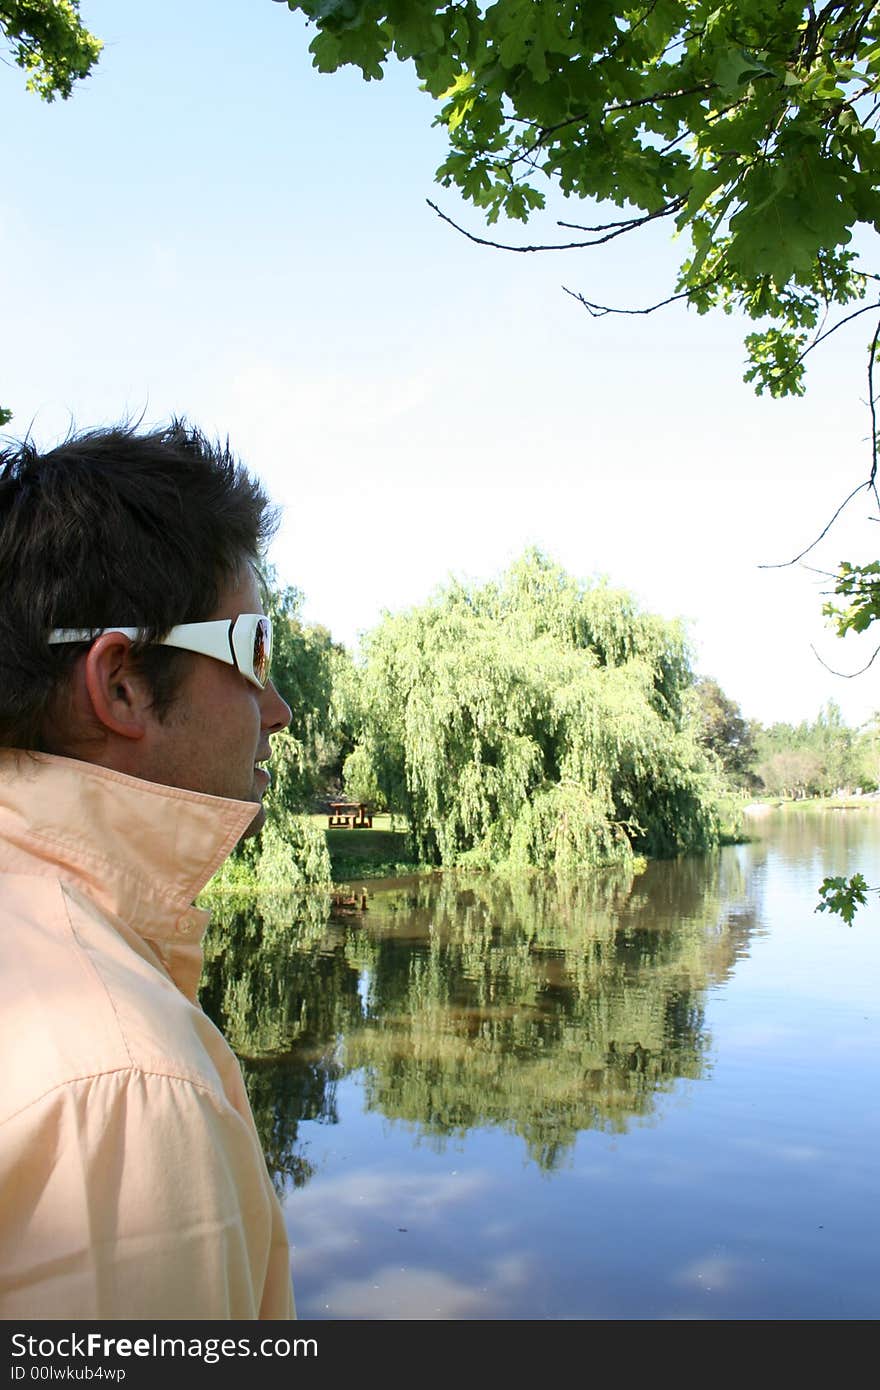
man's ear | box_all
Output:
[82,632,151,740]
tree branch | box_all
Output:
[506,83,717,174]
[759,311,880,569]
[867,313,880,488]
[426,198,680,251]
[555,195,686,234]
[758,480,875,568]
[790,299,880,377]
[810,639,880,677]
[561,282,707,316]
[619,0,663,45]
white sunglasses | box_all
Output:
[47,614,273,690]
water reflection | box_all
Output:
[200,851,757,1185]
[343,861,755,1167]
[199,889,357,1190]
[751,803,880,885]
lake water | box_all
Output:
[201,806,880,1320]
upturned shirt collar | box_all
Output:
[0,751,258,999]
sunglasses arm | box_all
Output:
[158,620,236,667]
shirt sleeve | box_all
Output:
[0,1067,295,1320]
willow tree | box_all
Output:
[261,580,342,812]
[344,550,722,870]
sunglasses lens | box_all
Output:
[252,617,271,687]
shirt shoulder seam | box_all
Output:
[0,1064,241,1130]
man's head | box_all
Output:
[0,421,291,830]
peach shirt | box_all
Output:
[0,751,295,1320]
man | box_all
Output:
[0,422,295,1319]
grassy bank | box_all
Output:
[207,803,763,898]
[746,794,880,813]
[306,814,424,883]
[314,804,758,883]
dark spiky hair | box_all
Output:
[0,419,278,749]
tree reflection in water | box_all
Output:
[199,853,756,1185]
[199,888,361,1191]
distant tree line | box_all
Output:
[692,679,879,799]
[751,702,880,799]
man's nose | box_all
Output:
[262,680,292,732]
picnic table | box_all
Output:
[327,801,373,830]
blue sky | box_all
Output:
[3,0,879,728]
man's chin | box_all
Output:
[238,765,272,839]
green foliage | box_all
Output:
[265,580,341,809]
[823,559,880,637]
[205,579,338,894]
[753,700,865,799]
[282,0,880,398]
[855,710,880,791]
[199,886,337,1053]
[692,676,759,788]
[816,872,872,925]
[253,807,332,892]
[208,808,331,894]
[0,1,101,100]
[342,741,387,809]
[342,549,723,872]
[325,823,419,880]
[198,888,349,1188]
[330,855,421,881]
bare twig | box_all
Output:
[867,314,880,488]
[562,262,725,316]
[788,299,880,377]
[761,312,880,569]
[562,283,700,316]
[426,198,680,251]
[556,196,686,234]
[618,0,663,45]
[656,131,692,157]
[811,640,880,677]
[759,480,875,567]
